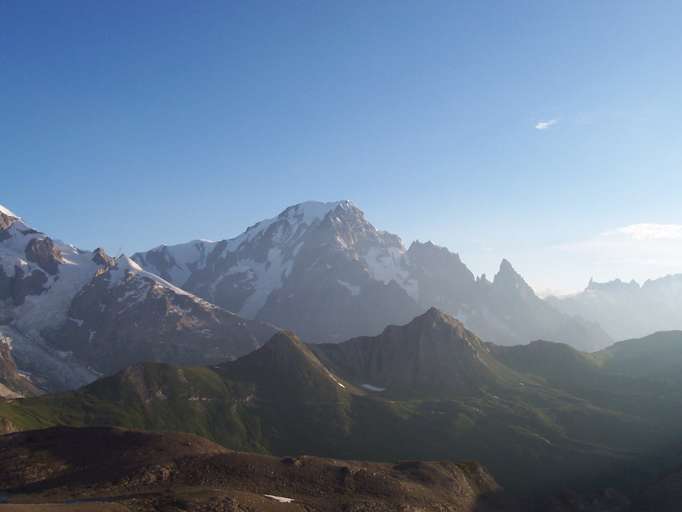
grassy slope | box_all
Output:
[3,331,682,493]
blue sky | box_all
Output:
[3,1,682,292]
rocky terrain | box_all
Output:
[133,200,609,350]
[0,206,276,394]
[0,426,503,512]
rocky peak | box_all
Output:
[280,200,353,225]
[24,237,64,275]
[411,306,458,328]
[493,259,534,295]
[0,204,19,220]
[224,330,350,400]
[91,247,115,267]
[314,308,510,398]
[109,254,144,282]
[586,278,640,293]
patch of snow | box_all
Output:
[325,369,346,389]
[264,494,294,504]
[337,279,361,296]
[0,204,19,218]
[68,317,84,327]
[109,255,194,297]
[363,246,418,300]
[13,242,101,334]
[134,240,217,286]
[227,248,293,318]
[361,384,386,392]
[223,201,344,254]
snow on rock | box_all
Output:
[12,239,102,334]
[0,204,19,218]
[361,384,386,392]
[229,249,294,318]
[363,246,418,299]
[264,494,294,504]
[108,255,194,298]
[337,279,361,296]
[132,240,217,287]
[224,200,346,252]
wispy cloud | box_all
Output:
[535,119,558,130]
[553,223,682,283]
[611,223,682,241]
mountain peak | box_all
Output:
[107,254,159,287]
[498,258,516,275]
[0,204,19,219]
[413,306,456,326]
[279,200,355,225]
[586,278,640,292]
[493,258,533,290]
[314,309,510,398]
[114,254,143,273]
[224,330,350,399]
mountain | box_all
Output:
[312,307,520,398]
[596,331,682,382]
[0,426,502,512]
[0,205,107,391]
[0,310,664,494]
[48,254,277,375]
[0,204,276,393]
[133,201,421,344]
[133,200,610,349]
[549,275,682,341]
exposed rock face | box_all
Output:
[0,417,18,434]
[0,334,40,397]
[91,247,115,267]
[134,201,610,349]
[25,237,63,275]
[0,265,48,306]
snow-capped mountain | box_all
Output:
[0,205,106,392]
[549,275,682,340]
[133,200,610,350]
[51,255,276,375]
[0,204,276,394]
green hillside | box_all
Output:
[2,314,682,494]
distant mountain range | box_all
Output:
[549,276,682,340]
[4,309,682,495]
[132,200,610,349]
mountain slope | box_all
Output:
[49,255,277,374]
[312,307,521,398]
[595,330,682,382]
[0,204,276,392]
[0,334,39,398]
[0,426,502,512]
[0,205,108,391]
[133,200,610,349]
[0,313,662,494]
